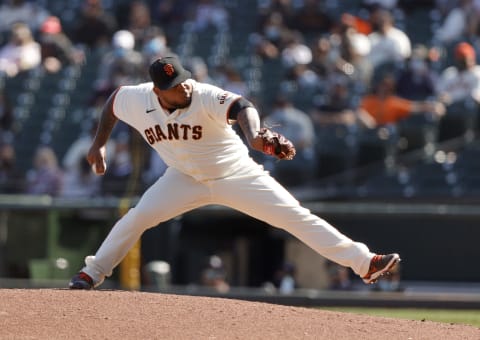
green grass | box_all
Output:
[320,307,480,328]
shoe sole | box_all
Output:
[363,253,401,284]
[69,282,93,290]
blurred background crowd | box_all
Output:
[1,0,480,203]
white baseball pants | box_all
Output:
[82,167,374,285]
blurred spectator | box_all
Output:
[38,16,85,74]
[396,44,438,100]
[290,0,333,35]
[200,254,230,293]
[142,148,168,188]
[263,96,316,187]
[191,0,229,32]
[141,26,175,64]
[62,121,114,173]
[309,36,337,79]
[0,0,49,34]
[330,13,374,89]
[25,146,63,196]
[434,0,459,17]
[283,63,320,96]
[70,0,118,50]
[280,30,312,70]
[0,141,23,193]
[122,0,153,49]
[256,0,295,26]
[249,11,292,60]
[466,0,480,40]
[272,262,297,295]
[61,156,101,198]
[310,75,376,129]
[433,0,474,45]
[339,12,373,35]
[184,56,217,85]
[367,8,411,70]
[215,63,249,97]
[94,30,147,97]
[0,22,41,77]
[312,80,363,173]
[361,73,445,126]
[61,121,114,197]
[101,132,133,197]
[85,90,111,123]
[282,34,331,96]
[149,0,193,27]
[326,261,353,290]
[435,42,480,106]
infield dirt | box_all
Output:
[0,289,479,339]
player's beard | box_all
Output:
[160,94,192,110]
[174,95,192,109]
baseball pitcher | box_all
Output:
[69,56,400,289]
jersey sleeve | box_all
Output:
[201,84,242,124]
[112,85,146,126]
[112,86,131,122]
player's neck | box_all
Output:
[157,97,176,114]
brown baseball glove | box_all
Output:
[258,128,296,160]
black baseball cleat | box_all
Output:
[363,253,401,284]
[69,271,94,290]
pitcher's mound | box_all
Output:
[0,289,479,339]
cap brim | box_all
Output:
[157,70,192,90]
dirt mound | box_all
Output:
[0,289,479,339]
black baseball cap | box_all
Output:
[149,56,192,90]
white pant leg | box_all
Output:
[83,168,211,284]
[210,171,374,277]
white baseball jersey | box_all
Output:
[113,80,262,181]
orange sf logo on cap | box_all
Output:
[164,64,175,77]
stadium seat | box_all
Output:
[315,124,358,179]
[437,99,479,143]
[355,168,413,199]
[356,125,399,170]
[397,112,439,155]
[404,7,434,45]
[408,161,456,198]
[450,144,480,198]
